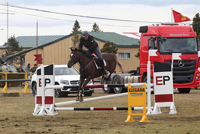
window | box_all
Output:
[55,67,79,75]
[159,37,198,54]
[118,52,130,59]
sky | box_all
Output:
[0,0,199,45]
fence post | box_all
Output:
[2,73,8,92]
[22,73,30,93]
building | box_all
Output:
[0,32,140,72]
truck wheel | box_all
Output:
[55,83,68,97]
[84,91,93,96]
[112,75,125,94]
[101,78,114,93]
[178,88,191,93]
[31,82,37,96]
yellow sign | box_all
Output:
[125,83,149,122]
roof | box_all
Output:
[88,32,139,47]
[16,35,66,48]
[0,35,67,49]
[0,32,139,49]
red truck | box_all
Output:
[139,23,200,93]
[102,23,200,94]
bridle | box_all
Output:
[69,51,94,72]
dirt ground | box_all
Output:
[0,87,200,134]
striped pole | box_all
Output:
[55,107,141,111]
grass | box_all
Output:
[0,89,200,134]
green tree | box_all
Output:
[135,41,140,59]
[192,13,200,39]
[4,35,22,54]
[3,35,23,64]
[71,20,81,48]
[92,22,102,32]
[101,41,118,54]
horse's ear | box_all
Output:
[70,47,77,52]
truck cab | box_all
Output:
[139,23,200,93]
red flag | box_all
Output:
[172,10,191,23]
[34,54,43,64]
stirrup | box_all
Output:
[103,71,109,78]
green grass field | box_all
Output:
[0,89,200,134]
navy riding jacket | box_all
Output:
[78,35,98,52]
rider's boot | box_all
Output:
[100,59,109,78]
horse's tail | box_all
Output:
[116,59,124,73]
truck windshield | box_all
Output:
[159,38,198,54]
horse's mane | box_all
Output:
[71,48,87,54]
[77,49,87,54]
[71,49,92,59]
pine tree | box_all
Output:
[92,22,102,32]
[101,41,118,54]
[71,20,81,47]
[192,13,200,39]
[4,35,22,55]
[3,35,23,64]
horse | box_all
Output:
[67,48,124,102]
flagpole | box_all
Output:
[171,8,173,23]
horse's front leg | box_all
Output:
[80,76,92,102]
[76,76,84,101]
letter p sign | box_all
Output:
[163,76,170,85]
[156,76,170,85]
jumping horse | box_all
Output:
[67,48,124,102]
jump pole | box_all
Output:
[55,107,143,111]
[55,92,128,107]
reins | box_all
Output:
[78,52,94,72]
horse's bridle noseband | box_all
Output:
[70,52,93,72]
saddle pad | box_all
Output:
[93,59,107,70]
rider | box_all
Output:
[78,31,109,77]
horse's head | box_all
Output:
[68,48,80,68]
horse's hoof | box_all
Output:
[79,97,83,102]
[76,97,79,101]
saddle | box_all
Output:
[90,53,106,69]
